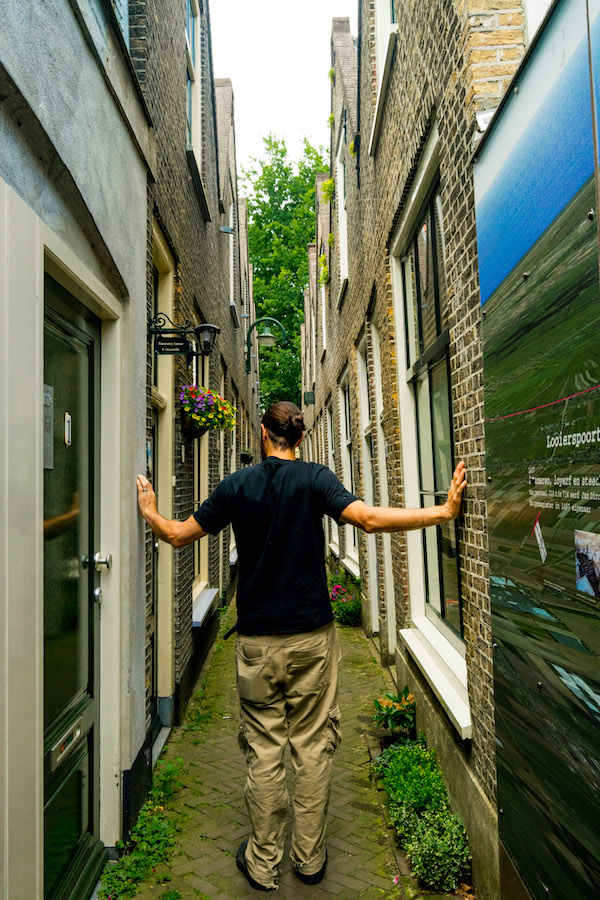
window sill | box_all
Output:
[192,585,219,627]
[341,554,360,580]
[368,25,398,157]
[186,149,211,222]
[399,616,471,739]
[328,540,340,558]
[337,276,348,309]
[150,386,167,410]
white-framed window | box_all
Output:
[374,0,396,90]
[111,0,130,47]
[327,401,339,554]
[229,198,235,303]
[336,129,349,302]
[339,374,358,567]
[320,281,327,354]
[186,0,202,164]
[357,338,379,633]
[524,0,553,42]
[370,316,396,653]
[194,354,209,585]
[369,0,398,155]
[389,124,470,739]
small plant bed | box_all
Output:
[98,758,185,899]
[373,686,415,748]
[373,740,472,895]
[326,556,362,626]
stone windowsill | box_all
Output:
[192,584,219,628]
[399,616,471,740]
[341,554,360,579]
[369,26,399,157]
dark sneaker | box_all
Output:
[236,840,278,892]
[294,852,328,885]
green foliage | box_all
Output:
[160,892,182,900]
[372,686,415,737]
[318,253,329,286]
[328,67,335,82]
[406,810,471,893]
[243,135,328,408]
[327,232,334,248]
[349,140,356,157]
[320,178,335,205]
[332,595,362,625]
[98,759,185,899]
[327,557,362,625]
[374,743,471,892]
[328,113,335,130]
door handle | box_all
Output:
[94,552,112,571]
[93,587,103,604]
[154,541,159,552]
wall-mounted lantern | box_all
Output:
[246,316,287,373]
[148,314,220,359]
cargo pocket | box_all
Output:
[326,704,342,755]
[238,721,252,763]
[236,644,274,707]
[287,644,331,698]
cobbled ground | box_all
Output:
[135,601,454,900]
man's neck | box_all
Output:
[266,449,296,460]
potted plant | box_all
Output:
[179,385,236,439]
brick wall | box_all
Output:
[130,0,258,694]
[304,0,526,813]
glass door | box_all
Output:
[43,274,105,899]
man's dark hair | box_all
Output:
[262,401,306,449]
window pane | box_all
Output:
[415,214,437,350]
[421,493,442,616]
[402,258,419,368]
[416,372,435,494]
[434,192,448,333]
[440,520,461,634]
[430,358,452,493]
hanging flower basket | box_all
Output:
[180,385,236,439]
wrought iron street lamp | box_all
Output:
[148,314,220,359]
[246,317,287,373]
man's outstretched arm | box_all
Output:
[137,474,208,547]
[339,461,466,534]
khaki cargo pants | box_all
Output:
[236,621,342,889]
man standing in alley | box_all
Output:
[137,400,466,892]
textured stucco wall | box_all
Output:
[0,0,150,772]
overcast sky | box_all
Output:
[209,0,358,174]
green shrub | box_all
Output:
[331,595,362,625]
[327,231,334,247]
[328,67,335,82]
[320,178,335,205]
[328,113,335,130]
[318,253,329,286]
[376,743,448,814]
[98,759,184,899]
[405,810,471,892]
[373,743,471,892]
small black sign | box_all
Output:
[155,335,191,355]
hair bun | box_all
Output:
[290,412,305,432]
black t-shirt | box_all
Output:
[193,457,359,635]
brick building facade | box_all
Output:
[128,0,260,832]
[0,1,259,895]
[300,4,554,898]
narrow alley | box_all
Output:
[127,604,452,900]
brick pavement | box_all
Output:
[135,604,453,900]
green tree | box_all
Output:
[243,135,328,409]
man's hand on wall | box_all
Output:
[137,474,157,517]
[444,461,467,520]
